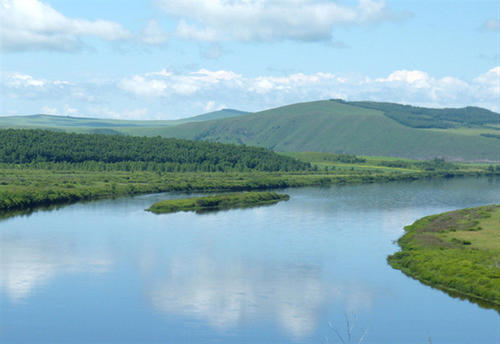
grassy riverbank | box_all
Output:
[388,205,500,310]
[2,163,497,216]
[147,191,289,214]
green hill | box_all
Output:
[154,100,500,162]
[185,109,248,122]
[0,109,247,135]
[2,101,499,162]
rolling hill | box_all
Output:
[154,100,500,162]
[0,108,248,135]
[2,100,499,162]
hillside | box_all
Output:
[154,100,500,162]
[0,129,310,172]
[0,109,247,135]
[2,100,499,162]
[185,109,248,122]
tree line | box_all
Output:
[0,129,311,172]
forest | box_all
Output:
[342,100,500,129]
[0,129,310,172]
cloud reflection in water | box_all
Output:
[147,255,374,339]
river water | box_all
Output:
[1,177,499,343]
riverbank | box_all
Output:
[388,205,500,311]
[147,191,289,214]
[1,164,499,218]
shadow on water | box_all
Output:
[393,264,500,315]
[181,200,287,215]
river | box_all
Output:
[1,177,499,343]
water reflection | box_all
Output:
[147,255,374,339]
[1,177,499,343]
[0,235,112,301]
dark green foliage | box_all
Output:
[481,133,500,140]
[147,191,289,214]
[0,129,310,172]
[340,100,500,129]
[319,153,366,164]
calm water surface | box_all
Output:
[1,177,500,343]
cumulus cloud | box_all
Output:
[0,0,131,52]
[119,68,242,97]
[481,19,500,32]
[3,67,499,119]
[1,72,75,101]
[116,66,500,112]
[157,0,411,42]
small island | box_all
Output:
[147,191,290,214]
[388,204,500,310]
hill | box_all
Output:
[0,109,248,135]
[2,100,499,162]
[153,100,500,162]
[185,109,248,122]
[0,129,310,172]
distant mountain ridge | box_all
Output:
[0,108,248,131]
[1,100,499,162]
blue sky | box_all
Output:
[1,0,499,119]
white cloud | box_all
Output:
[119,75,168,97]
[41,105,58,115]
[176,20,219,41]
[141,19,168,45]
[3,72,46,88]
[63,104,78,115]
[119,69,242,97]
[481,19,500,32]
[115,67,500,112]
[472,66,500,103]
[377,70,430,88]
[157,0,410,42]
[0,0,131,52]
[4,67,499,119]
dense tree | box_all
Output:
[0,129,310,172]
[335,100,500,129]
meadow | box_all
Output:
[388,205,500,310]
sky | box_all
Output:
[0,0,499,119]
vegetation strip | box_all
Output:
[147,192,289,214]
[388,205,500,311]
[0,129,498,217]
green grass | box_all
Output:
[0,109,247,134]
[147,191,289,214]
[281,151,497,174]
[3,101,499,161]
[1,158,498,217]
[388,205,500,311]
[152,100,500,162]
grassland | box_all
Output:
[2,100,499,162]
[0,109,247,134]
[388,205,500,311]
[154,100,500,162]
[1,157,498,218]
[147,191,289,214]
